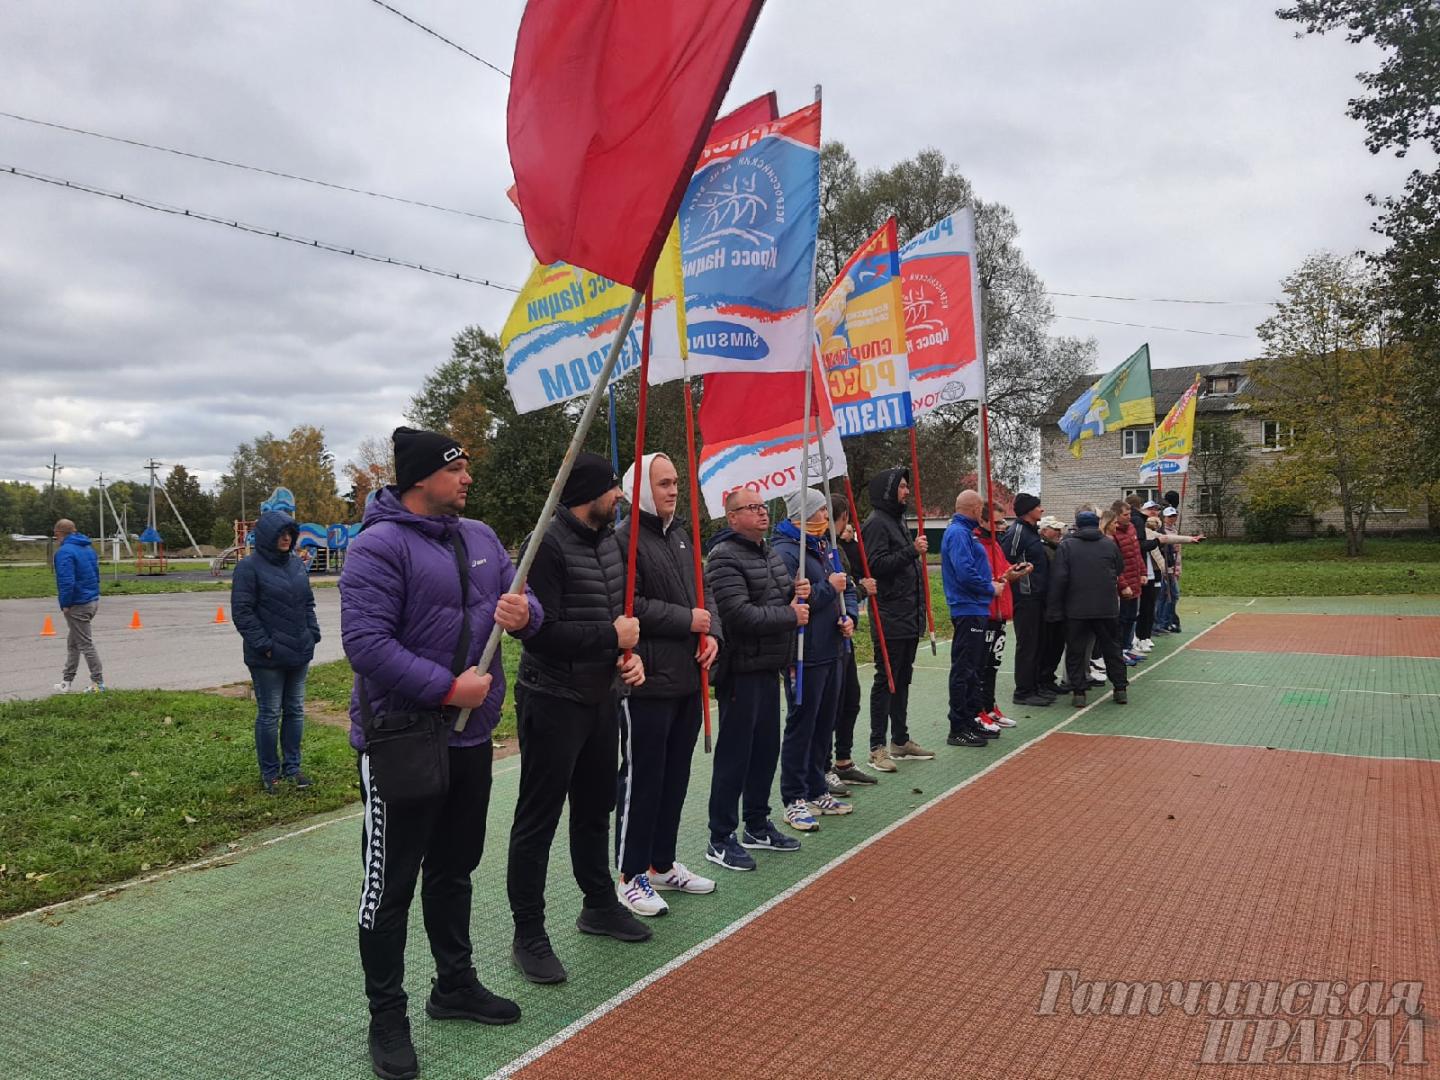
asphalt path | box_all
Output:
[0,590,345,700]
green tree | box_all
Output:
[158,464,213,549]
[1278,1,1440,481]
[1191,418,1249,538]
[1251,252,1413,555]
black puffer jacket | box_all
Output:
[231,511,320,669]
[518,506,625,704]
[615,509,723,699]
[1000,518,1050,600]
[1045,525,1124,621]
[705,527,798,678]
[861,467,925,639]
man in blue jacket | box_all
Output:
[52,519,104,693]
[941,491,1002,748]
[342,427,542,1080]
[772,488,859,833]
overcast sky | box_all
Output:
[0,1,1417,494]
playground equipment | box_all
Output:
[210,487,362,577]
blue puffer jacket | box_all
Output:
[340,487,544,748]
[54,533,100,608]
[941,512,993,618]
[231,512,320,670]
[772,519,859,663]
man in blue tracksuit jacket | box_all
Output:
[52,519,105,692]
[941,491,1000,746]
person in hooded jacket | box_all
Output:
[1046,504,1129,707]
[999,493,1054,707]
[231,510,321,793]
[341,428,541,1080]
[861,466,935,770]
[51,518,105,693]
[772,488,860,833]
[611,453,723,916]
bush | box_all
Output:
[1241,492,1309,543]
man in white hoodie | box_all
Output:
[612,453,724,915]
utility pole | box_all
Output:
[96,474,105,551]
[46,454,65,566]
[238,464,246,522]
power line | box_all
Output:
[1046,290,1276,306]
[366,0,510,77]
[2,164,522,293]
[0,110,522,227]
[1054,312,1255,338]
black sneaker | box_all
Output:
[367,1009,418,1080]
[833,763,878,786]
[946,728,987,747]
[577,904,653,943]
[1011,693,1054,707]
[287,771,313,789]
[1113,689,1128,704]
[425,974,520,1025]
[739,820,801,851]
[261,777,279,796]
[1072,691,1087,708]
[512,933,567,985]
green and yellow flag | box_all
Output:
[1057,344,1156,458]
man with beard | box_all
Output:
[861,467,935,771]
[507,453,647,986]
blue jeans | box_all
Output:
[781,658,840,804]
[249,665,308,782]
[1155,577,1178,631]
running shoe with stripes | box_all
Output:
[986,707,1017,728]
[975,713,1001,737]
[824,770,851,797]
[808,792,854,816]
[740,820,801,852]
[783,799,820,832]
[649,861,716,894]
[615,873,668,917]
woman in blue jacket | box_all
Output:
[231,511,321,793]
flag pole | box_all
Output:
[682,356,713,753]
[456,286,646,732]
[608,383,622,518]
[906,425,938,656]
[845,475,895,693]
[980,403,996,533]
[810,358,850,642]
[623,281,655,645]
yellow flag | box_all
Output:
[1140,375,1200,481]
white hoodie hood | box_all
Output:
[625,451,674,525]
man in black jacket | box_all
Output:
[861,467,935,770]
[1000,493,1055,707]
[612,453,723,915]
[1045,504,1129,707]
[704,484,811,872]
[828,494,878,790]
[507,452,648,986]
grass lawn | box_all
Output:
[0,564,339,600]
[1178,537,1440,596]
[0,690,361,916]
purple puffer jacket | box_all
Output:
[342,487,542,748]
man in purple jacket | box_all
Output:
[342,427,542,1080]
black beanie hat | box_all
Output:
[560,452,620,508]
[1013,492,1041,517]
[393,427,467,492]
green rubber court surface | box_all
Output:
[3,595,1437,1079]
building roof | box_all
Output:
[1039,360,1257,425]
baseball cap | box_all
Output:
[1038,515,1065,530]
[1162,506,1178,517]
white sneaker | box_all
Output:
[976,713,1001,734]
[53,681,72,694]
[783,799,820,832]
[616,873,668,916]
[1136,639,1154,652]
[807,792,854,816]
[649,861,715,894]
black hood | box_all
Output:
[867,467,909,518]
[1070,525,1106,542]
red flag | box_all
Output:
[508,1,765,289]
[709,91,779,141]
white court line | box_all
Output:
[3,758,522,926]
[1245,598,1258,606]
[1151,678,1440,699]
[483,612,1239,1080]
[1062,729,1440,765]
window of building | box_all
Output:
[1122,427,1153,458]
[1261,420,1294,450]
[1205,374,1239,395]
[1121,487,1162,505]
[1198,485,1217,515]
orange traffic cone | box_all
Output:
[40,615,56,637]
[129,610,143,630]
[214,605,227,624]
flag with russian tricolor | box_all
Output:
[899,208,985,416]
[819,217,913,437]
[697,355,846,519]
[649,101,822,383]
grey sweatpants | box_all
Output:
[62,602,103,684]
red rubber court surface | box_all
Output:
[1188,613,1440,658]
[511,733,1440,1079]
